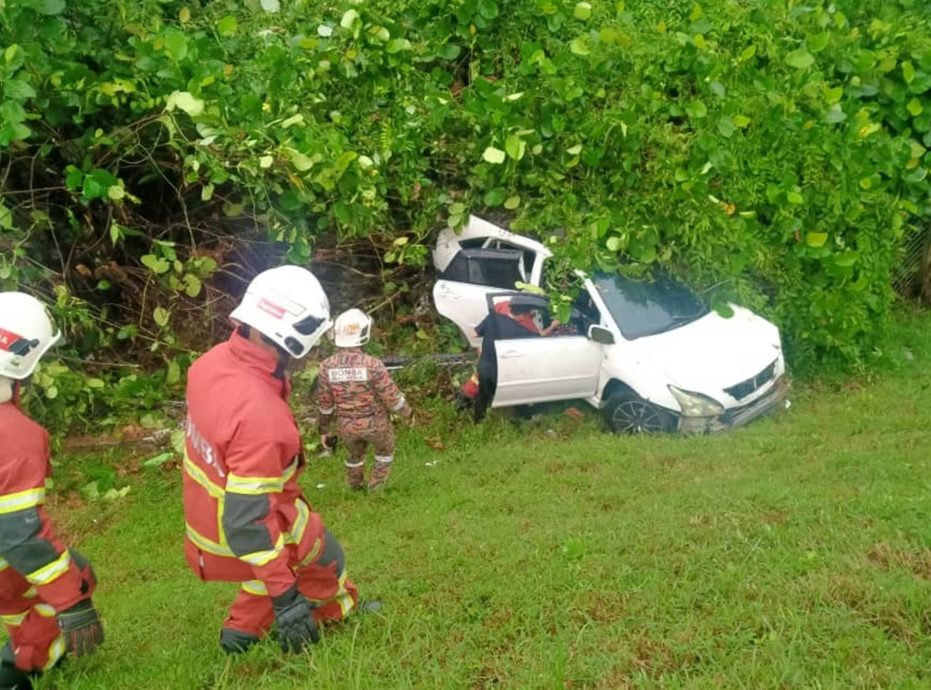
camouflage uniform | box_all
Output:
[317,349,410,490]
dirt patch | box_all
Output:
[824,573,925,646]
[629,635,680,677]
[62,425,173,453]
[582,589,628,625]
[867,542,931,579]
[762,510,790,526]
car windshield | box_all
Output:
[593,272,710,340]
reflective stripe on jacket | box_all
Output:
[183,332,323,596]
[0,403,92,612]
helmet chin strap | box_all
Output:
[0,377,13,404]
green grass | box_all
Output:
[23,311,931,689]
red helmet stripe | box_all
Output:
[0,327,26,353]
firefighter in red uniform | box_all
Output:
[182,265,362,655]
[317,309,413,491]
[456,298,560,411]
[0,292,103,690]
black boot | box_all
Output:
[453,393,473,413]
[219,628,261,655]
[0,661,34,690]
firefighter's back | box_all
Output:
[318,349,388,421]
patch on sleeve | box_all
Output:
[328,367,369,383]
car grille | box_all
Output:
[724,360,777,401]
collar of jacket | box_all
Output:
[227,331,292,396]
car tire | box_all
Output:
[603,392,674,434]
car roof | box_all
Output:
[457,216,553,259]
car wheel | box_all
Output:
[603,392,674,434]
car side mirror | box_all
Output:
[588,325,615,345]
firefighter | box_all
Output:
[182,266,361,656]
[455,298,560,416]
[317,309,413,491]
[0,292,103,690]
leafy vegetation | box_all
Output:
[1,0,930,430]
[26,311,931,688]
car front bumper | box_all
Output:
[676,376,790,434]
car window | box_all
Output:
[486,295,583,339]
[483,239,535,277]
[440,249,525,289]
[574,292,601,328]
[593,272,710,340]
[458,238,487,250]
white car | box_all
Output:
[432,216,789,433]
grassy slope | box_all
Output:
[26,313,931,689]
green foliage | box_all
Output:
[2,0,931,429]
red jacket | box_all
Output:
[0,400,91,612]
[494,301,541,334]
[183,332,322,597]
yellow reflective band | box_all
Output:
[335,571,355,617]
[241,580,268,597]
[34,603,55,618]
[23,587,37,599]
[216,494,228,549]
[226,459,298,496]
[305,571,355,616]
[188,524,285,567]
[282,459,298,483]
[185,524,234,557]
[1,611,27,626]
[183,453,224,499]
[43,636,65,671]
[285,499,310,547]
[226,473,284,496]
[297,537,322,568]
[239,534,285,567]
[0,487,45,515]
[0,558,9,572]
[26,551,71,586]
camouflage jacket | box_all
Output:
[317,349,408,432]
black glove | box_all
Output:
[272,585,319,653]
[57,599,104,656]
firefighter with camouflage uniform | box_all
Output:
[318,309,413,491]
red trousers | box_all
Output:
[223,531,359,638]
[0,563,95,672]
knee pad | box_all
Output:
[318,529,346,574]
[69,550,96,593]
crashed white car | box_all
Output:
[432,216,788,433]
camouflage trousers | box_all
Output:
[338,415,396,491]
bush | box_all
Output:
[1,0,929,428]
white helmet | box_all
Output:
[0,292,62,380]
[230,265,332,359]
[333,308,372,348]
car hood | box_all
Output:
[624,306,782,396]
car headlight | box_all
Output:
[668,385,725,417]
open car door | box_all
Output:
[433,248,527,347]
[480,293,603,408]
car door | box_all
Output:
[485,294,603,407]
[433,248,527,346]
